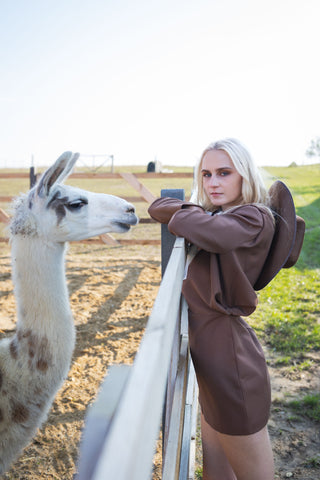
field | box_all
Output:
[0,163,319,479]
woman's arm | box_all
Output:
[168,205,269,254]
[148,197,203,224]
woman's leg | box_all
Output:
[201,413,237,480]
[201,414,274,480]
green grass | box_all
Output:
[287,393,320,423]
[249,164,320,362]
[195,467,203,479]
[303,456,320,468]
[250,268,320,355]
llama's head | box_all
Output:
[11,152,139,242]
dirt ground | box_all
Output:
[0,242,319,479]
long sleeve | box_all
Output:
[148,197,203,224]
[168,205,268,253]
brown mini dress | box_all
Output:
[148,198,275,436]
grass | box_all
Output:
[249,164,320,364]
[250,268,320,355]
[287,393,320,423]
[195,467,203,479]
[303,455,320,468]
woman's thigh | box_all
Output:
[216,425,274,480]
[201,413,236,480]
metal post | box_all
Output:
[161,189,185,277]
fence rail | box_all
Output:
[76,188,198,479]
[75,235,198,480]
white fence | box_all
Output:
[75,236,198,480]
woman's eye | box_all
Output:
[202,172,211,178]
[220,171,229,176]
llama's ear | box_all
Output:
[36,152,80,197]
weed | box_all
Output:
[303,455,320,468]
[287,414,301,422]
[288,393,320,422]
[195,466,203,479]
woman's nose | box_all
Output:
[210,174,220,186]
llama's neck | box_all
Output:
[11,235,74,347]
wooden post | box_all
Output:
[29,166,37,188]
[161,189,185,277]
[0,208,10,224]
[119,172,156,204]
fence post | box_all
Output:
[161,189,185,277]
[29,166,37,188]
[160,188,185,465]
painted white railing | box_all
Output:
[75,235,198,480]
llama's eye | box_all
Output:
[67,199,88,210]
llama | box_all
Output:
[0,151,138,474]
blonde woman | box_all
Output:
[149,138,304,480]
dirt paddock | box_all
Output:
[0,242,319,479]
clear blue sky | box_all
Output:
[1,0,320,168]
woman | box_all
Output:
[148,138,304,480]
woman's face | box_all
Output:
[201,149,243,211]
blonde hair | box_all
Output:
[194,138,271,213]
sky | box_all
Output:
[1,0,320,169]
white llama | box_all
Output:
[0,151,138,474]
